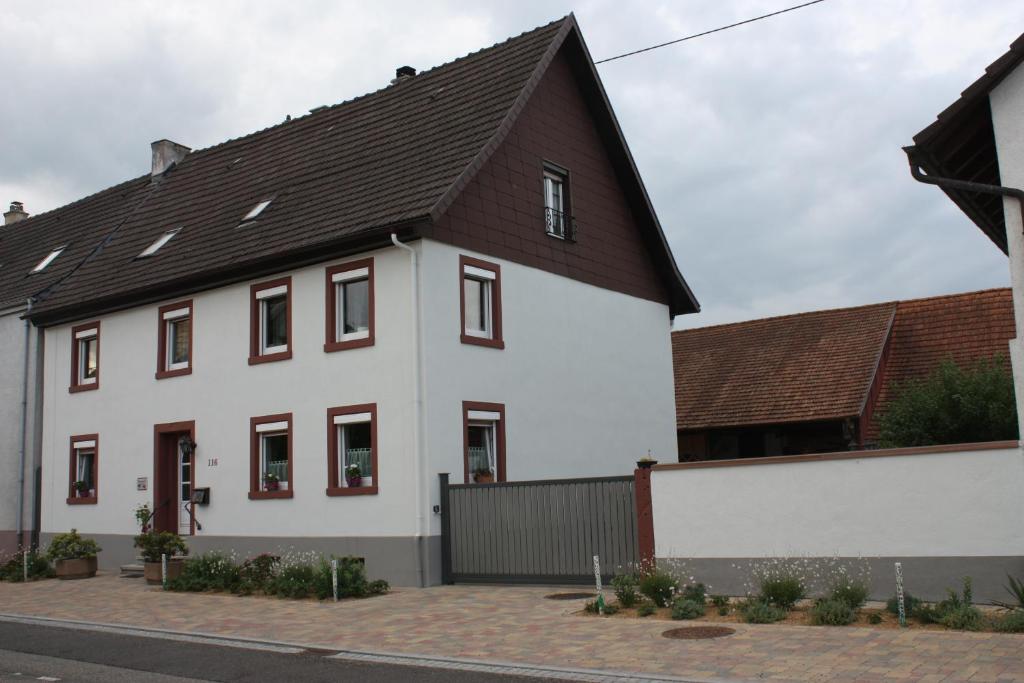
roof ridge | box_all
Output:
[892,286,1011,308]
[0,174,149,236]
[161,16,571,165]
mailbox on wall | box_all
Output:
[192,487,210,505]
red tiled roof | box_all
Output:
[862,288,1015,441]
[673,302,896,430]
[673,289,1015,433]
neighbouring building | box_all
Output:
[6,16,698,584]
[673,289,1014,460]
[904,31,1024,437]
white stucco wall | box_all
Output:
[41,245,419,539]
[418,240,679,535]
[990,63,1024,433]
[650,446,1024,558]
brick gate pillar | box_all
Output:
[634,462,656,572]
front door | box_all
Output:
[153,422,195,535]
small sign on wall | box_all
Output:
[137,477,148,491]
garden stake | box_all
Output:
[162,553,168,590]
[23,549,28,582]
[331,558,339,602]
[593,555,603,615]
[894,562,906,627]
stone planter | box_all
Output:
[144,557,185,585]
[55,557,97,580]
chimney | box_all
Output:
[151,139,191,177]
[391,65,417,85]
[4,201,28,225]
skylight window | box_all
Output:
[138,229,180,258]
[31,245,66,273]
[242,199,272,222]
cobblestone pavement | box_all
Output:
[1,575,1022,682]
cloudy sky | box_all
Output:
[1,0,1020,327]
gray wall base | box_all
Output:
[657,556,1024,603]
[39,533,444,587]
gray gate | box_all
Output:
[439,474,638,584]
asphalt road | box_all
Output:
[0,621,562,682]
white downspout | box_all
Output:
[16,298,32,548]
[391,233,429,586]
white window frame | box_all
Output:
[75,329,99,385]
[544,170,567,239]
[467,420,498,478]
[163,307,191,371]
[256,285,289,355]
[333,412,374,487]
[258,428,290,491]
[139,229,180,258]
[331,267,371,342]
[463,265,495,339]
[32,245,66,273]
[72,442,96,496]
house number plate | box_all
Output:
[207,458,219,467]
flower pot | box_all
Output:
[264,480,279,491]
[144,557,185,585]
[77,489,91,498]
[55,557,97,580]
[474,472,494,484]
[346,475,362,488]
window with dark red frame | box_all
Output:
[459,256,503,349]
[67,434,98,504]
[69,321,100,392]
[249,413,293,499]
[249,278,292,364]
[156,300,193,379]
[463,401,506,483]
[324,259,375,352]
[326,404,378,496]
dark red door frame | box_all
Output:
[152,421,196,536]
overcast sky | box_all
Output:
[1,1,1020,327]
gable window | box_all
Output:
[463,401,506,484]
[325,259,375,352]
[543,163,575,241]
[31,245,66,273]
[67,435,98,504]
[70,322,100,392]
[156,300,193,379]
[326,404,378,496]
[249,277,292,364]
[459,255,503,349]
[250,413,293,499]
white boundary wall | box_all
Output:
[649,443,1024,601]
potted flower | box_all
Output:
[473,466,494,484]
[263,472,280,491]
[46,529,101,580]
[73,480,91,498]
[345,463,362,488]
[134,502,152,533]
[133,531,188,585]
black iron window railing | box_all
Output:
[544,207,577,242]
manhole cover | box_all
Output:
[545,592,595,600]
[662,626,736,640]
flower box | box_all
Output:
[55,556,97,580]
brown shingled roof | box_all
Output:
[673,302,896,430]
[673,289,1015,435]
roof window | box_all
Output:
[31,246,66,273]
[242,199,273,222]
[138,229,180,258]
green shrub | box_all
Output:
[886,592,922,618]
[333,556,369,598]
[133,532,188,563]
[602,603,619,615]
[717,606,729,616]
[710,594,729,608]
[830,580,869,609]
[759,575,805,609]
[611,573,640,608]
[680,582,707,605]
[993,610,1024,633]
[0,552,53,582]
[266,563,320,599]
[810,598,857,626]
[168,553,240,592]
[671,598,704,620]
[878,356,1017,448]
[867,612,883,624]
[637,603,656,617]
[915,578,983,630]
[46,529,101,561]
[639,570,679,607]
[368,579,390,595]
[940,605,984,631]
[739,599,787,624]
[1001,575,1024,611]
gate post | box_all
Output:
[634,464,656,573]
[439,473,453,584]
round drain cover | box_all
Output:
[662,626,736,640]
[546,592,595,600]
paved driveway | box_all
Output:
[1,575,1022,682]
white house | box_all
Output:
[12,16,698,585]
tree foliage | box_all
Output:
[877,356,1017,448]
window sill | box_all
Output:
[324,336,374,353]
[69,382,99,393]
[248,350,293,365]
[248,490,294,500]
[155,366,192,380]
[460,334,505,349]
[66,496,97,505]
[326,486,378,497]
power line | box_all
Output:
[594,0,829,65]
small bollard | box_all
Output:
[894,562,907,628]
[23,550,29,582]
[162,553,168,590]
[593,555,603,615]
[331,558,339,602]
